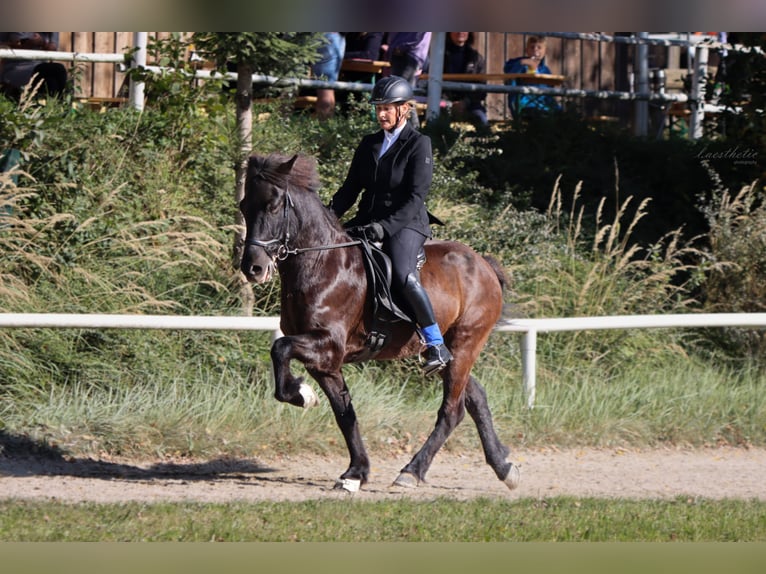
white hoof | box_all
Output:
[503,462,520,490]
[298,383,319,408]
[334,478,361,493]
[392,472,419,488]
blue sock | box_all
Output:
[420,323,444,347]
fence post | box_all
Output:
[426,33,446,125]
[520,329,538,409]
[634,32,649,137]
[129,32,147,111]
[689,44,709,139]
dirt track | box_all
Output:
[2,446,764,503]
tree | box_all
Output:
[191,33,323,312]
[714,33,766,152]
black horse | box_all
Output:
[240,152,519,492]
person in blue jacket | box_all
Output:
[503,35,561,118]
[329,76,452,375]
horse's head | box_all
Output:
[240,153,321,283]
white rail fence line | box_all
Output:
[497,313,766,408]
[2,312,766,408]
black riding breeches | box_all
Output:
[386,227,426,290]
[386,227,437,328]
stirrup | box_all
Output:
[421,343,452,375]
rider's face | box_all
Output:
[375,103,405,131]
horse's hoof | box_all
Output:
[503,462,521,490]
[392,472,419,488]
[334,478,361,493]
[298,382,319,408]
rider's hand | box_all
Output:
[348,222,384,242]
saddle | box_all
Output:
[355,239,426,357]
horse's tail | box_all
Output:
[483,255,509,292]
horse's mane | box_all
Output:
[249,153,321,194]
[250,152,344,233]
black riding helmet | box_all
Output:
[370,75,414,105]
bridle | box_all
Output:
[244,187,360,262]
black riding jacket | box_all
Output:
[330,123,433,239]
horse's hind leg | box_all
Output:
[464,375,520,490]
[393,368,467,487]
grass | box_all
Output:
[1,336,765,460]
[1,350,764,465]
[0,497,764,542]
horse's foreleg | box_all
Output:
[464,375,520,490]
[308,368,371,490]
[270,336,319,408]
[271,336,370,490]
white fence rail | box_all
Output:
[2,312,765,409]
[497,313,766,408]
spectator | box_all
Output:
[343,32,385,61]
[442,32,488,126]
[384,33,431,127]
[0,32,68,101]
[386,33,431,86]
[503,35,561,119]
[311,32,346,119]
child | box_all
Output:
[503,35,561,118]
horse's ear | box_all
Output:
[276,154,299,175]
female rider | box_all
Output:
[329,75,452,375]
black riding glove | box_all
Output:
[349,222,385,242]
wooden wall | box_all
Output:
[56,32,180,100]
[59,32,620,117]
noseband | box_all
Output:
[244,188,296,261]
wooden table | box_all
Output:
[420,73,565,86]
[341,59,391,75]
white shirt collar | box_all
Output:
[380,123,406,157]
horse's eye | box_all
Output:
[267,190,283,213]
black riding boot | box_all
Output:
[400,273,453,375]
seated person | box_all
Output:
[343,32,385,62]
[338,33,386,110]
[339,32,385,84]
[442,32,488,126]
[503,35,561,119]
[0,32,68,100]
[310,32,346,120]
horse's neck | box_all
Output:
[279,210,359,282]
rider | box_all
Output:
[328,75,453,375]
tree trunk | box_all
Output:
[233,61,255,315]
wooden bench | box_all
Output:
[293,95,317,111]
[252,95,318,114]
[76,96,128,111]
